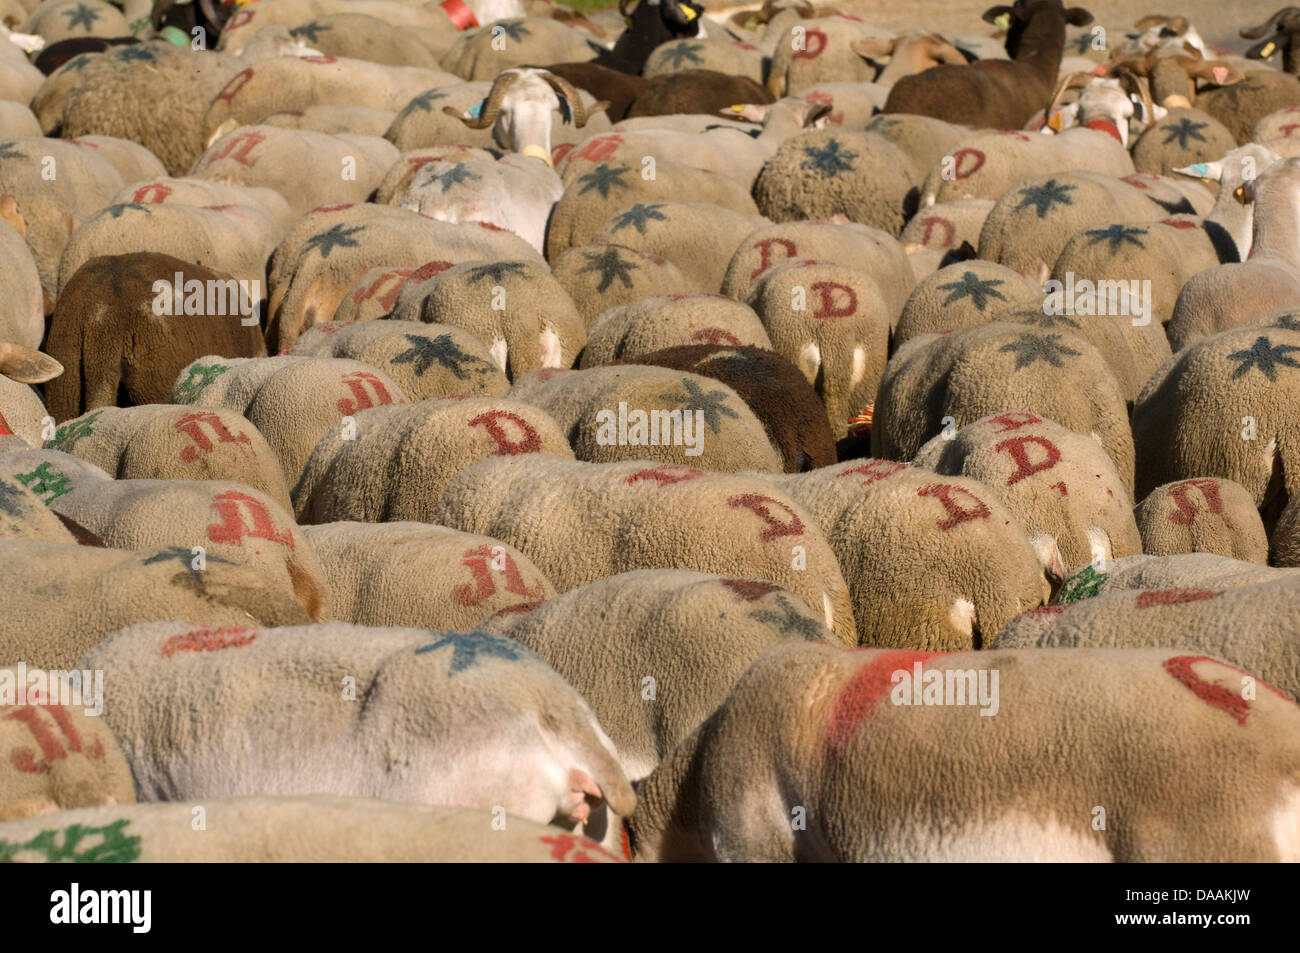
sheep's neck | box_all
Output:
[1205,191,1254,262]
[1249,195,1300,267]
[1011,11,1067,85]
[1287,33,1300,75]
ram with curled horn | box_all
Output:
[444,68,610,166]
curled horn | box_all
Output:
[443,71,520,129]
[1046,70,1098,118]
[1113,66,1154,123]
[1241,7,1300,38]
[542,71,600,126]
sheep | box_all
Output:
[214,0,454,55]
[872,323,1135,495]
[172,354,410,486]
[643,36,764,84]
[584,202,766,294]
[289,320,510,401]
[293,396,573,523]
[1255,104,1300,142]
[1167,157,1300,350]
[506,364,784,472]
[1135,478,1270,564]
[612,344,835,472]
[43,254,267,423]
[107,175,296,232]
[579,294,774,368]
[0,137,126,302]
[545,158,759,260]
[894,260,1042,348]
[1051,553,1298,605]
[0,341,61,450]
[0,664,135,822]
[0,207,42,350]
[480,570,826,780]
[0,101,41,138]
[1130,323,1300,526]
[1197,69,1300,145]
[284,13,443,68]
[80,619,634,849]
[883,0,1095,129]
[623,68,773,119]
[899,197,996,253]
[1243,8,1300,75]
[388,257,585,381]
[373,145,503,205]
[789,81,888,126]
[1173,142,1290,263]
[1131,107,1238,176]
[0,796,627,862]
[552,242,698,325]
[753,129,915,237]
[762,459,1055,649]
[0,470,76,541]
[576,0,702,75]
[745,258,891,439]
[265,205,544,351]
[261,103,398,137]
[0,538,312,669]
[191,125,399,219]
[302,521,557,629]
[996,576,1300,703]
[629,641,1300,861]
[438,68,608,170]
[851,31,973,87]
[21,0,129,43]
[56,201,278,299]
[721,220,914,317]
[912,412,1141,572]
[764,15,890,99]
[918,126,1135,208]
[432,455,857,645]
[977,170,1170,279]
[440,18,600,81]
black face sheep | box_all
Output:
[883,0,1094,129]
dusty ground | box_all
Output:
[704,0,1285,55]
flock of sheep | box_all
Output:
[0,0,1298,864]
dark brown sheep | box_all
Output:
[883,0,1093,129]
[625,70,775,119]
[1243,7,1300,74]
[44,253,266,422]
[614,344,836,472]
[539,63,647,124]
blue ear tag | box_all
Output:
[468,99,485,119]
[1186,163,1208,177]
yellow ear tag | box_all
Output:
[729,104,745,113]
[1262,42,1277,58]
[1047,111,1064,131]
[682,6,697,20]
[994,12,1011,30]
[1234,185,1247,200]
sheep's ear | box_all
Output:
[1150,102,1168,121]
[850,36,894,62]
[1064,7,1094,27]
[723,103,766,122]
[1244,33,1284,61]
[1029,533,1067,584]
[0,344,62,384]
[1234,181,1256,205]
[1174,160,1222,181]
[981,5,1013,25]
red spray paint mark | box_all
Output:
[810,281,857,318]
[160,625,259,658]
[0,411,11,436]
[691,327,742,345]
[175,412,252,467]
[207,490,294,548]
[1162,655,1292,726]
[1165,478,1225,526]
[1135,587,1222,609]
[539,832,625,863]
[352,268,416,309]
[309,204,354,214]
[726,494,805,541]
[749,237,797,279]
[131,182,173,203]
[951,148,986,180]
[336,372,397,415]
[983,411,1043,433]
[624,465,705,486]
[836,460,907,486]
[917,216,955,247]
[300,55,337,64]
[995,130,1031,142]
[6,705,102,774]
[211,129,266,168]
[995,435,1061,485]
[452,545,546,606]
[1049,481,1068,496]
[825,650,948,754]
[1159,218,1199,229]
[224,9,254,31]
[917,483,991,530]
[215,67,254,103]
[792,28,827,59]
[719,578,782,600]
[468,411,542,455]
[572,134,625,164]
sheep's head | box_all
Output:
[619,0,703,39]
[444,69,609,166]
[984,0,1093,57]
[1044,69,1159,144]
[1242,7,1300,70]
[1121,15,1207,58]
[1234,156,1300,206]
[1105,49,1243,109]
